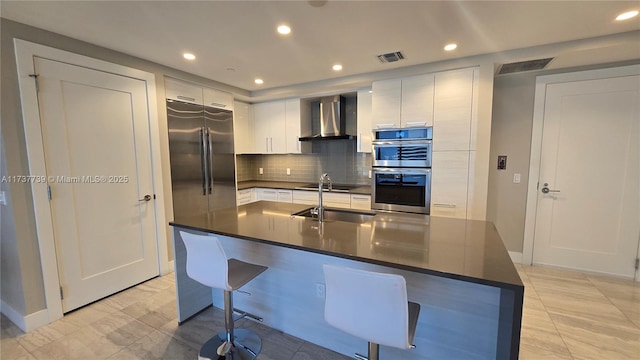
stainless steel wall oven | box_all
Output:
[371,128,432,214]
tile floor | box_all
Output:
[1,265,639,359]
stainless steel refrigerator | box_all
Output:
[167,100,236,218]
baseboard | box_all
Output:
[0,300,49,332]
[508,251,523,264]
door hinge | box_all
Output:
[59,286,64,300]
[29,73,39,92]
[47,185,52,201]
[635,258,639,270]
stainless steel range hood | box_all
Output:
[299,95,355,141]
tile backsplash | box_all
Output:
[236,141,371,184]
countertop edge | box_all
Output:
[170,220,524,292]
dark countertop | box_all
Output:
[237,180,371,195]
[170,201,524,291]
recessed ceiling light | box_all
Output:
[444,43,457,51]
[277,25,291,35]
[616,10,638,21]
[255,78,264,85]
[332,64,343,71]
[183,53,196,60]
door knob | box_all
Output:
[139,194,152,202]
[541,183,560,194]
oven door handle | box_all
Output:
[372,139,432,146]
[373,168,431,174]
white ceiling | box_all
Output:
[2,1,639,92]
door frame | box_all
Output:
[14,39,171,322]
[522,64,640,281]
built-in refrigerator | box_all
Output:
[167,100,236,218]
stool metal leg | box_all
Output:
[368,342,380,360]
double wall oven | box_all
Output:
[371,127,432,214]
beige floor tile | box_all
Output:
[0,337,37,360]
[13,323,66,353]
[158,307,221,350]
[90,311,156,347]
[30,325,124,360]
[550,312,640,359]
[121,291,178,330]
[108,330,198,360]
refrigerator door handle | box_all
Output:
[200,126,208,195]
[208,126,214,194]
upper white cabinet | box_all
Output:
[433,68,475,151]
[165,78,203,105]
[371,74,434,129]
[253,101,286,153]
[234,101,254,154]
[165,77,234,110]
[285,99,302,154]
[203,87,233,110]
[253,99,307,154]
[356,90,372,153]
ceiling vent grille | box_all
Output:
[377,51,405,63]
[498,58,554,75]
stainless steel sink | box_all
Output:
[292,207,376,224]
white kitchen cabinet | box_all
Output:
[253,101,288,154]
[255,188,278,201]
[203,87,233,110]
[276,189,293,203]
[430,151,469,219]
[371,79,401,128]
[255,188,292,203]
[285,99,302,154]
[356,90,372,153]
[292,190,352,209]
[165,77,203,105]
[233,101,254,154]
[293,190,317,206]
[433,68,474,151]
[401,73,434,127]
[237,188,256,205]
[350,194,371,210]
[371,74,434,129]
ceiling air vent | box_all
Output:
[377,51,405,63]
[497,57,554,75]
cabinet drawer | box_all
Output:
[237,189,253,205]
[350,195,371,210]
[165,78,203,105]
[203,88,233,109]
[256,188,278,201]
[277,190,293,203]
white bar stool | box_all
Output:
[323,264,420,360]
[180,231,268,360]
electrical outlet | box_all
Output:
[513,173,521,184]
[368,170,372,179]
[315,283,325,299]
[286,168,291,176]
[259,167,263,175]
[0,191,5,205]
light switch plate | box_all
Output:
[0,191,6,205]
[259,167,263,175]
[286,168,291,176]
[513,173,521,184]
[368,170,372,179]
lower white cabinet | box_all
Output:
[350,194,372,210]
[292,190,349,209]
[237,188,256,205]
[430,151,469,219]
[246,188,368,210]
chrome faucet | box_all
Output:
[318,173,332,222]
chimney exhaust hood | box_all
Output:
[299,95,355,141]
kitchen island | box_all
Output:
[170,201,523,360]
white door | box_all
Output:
[533,75,640,278]
[34,57,159,312]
